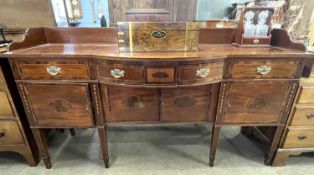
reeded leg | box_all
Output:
[69,128,75,136]
[264,126,285,165]
[209,126,221,167]
[98,127,109,168]
[31,128,51,169]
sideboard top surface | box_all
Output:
[2,43,310,60]
[0,27,312,60]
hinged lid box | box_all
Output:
[117,22,200,52]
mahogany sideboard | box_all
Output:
[1,27,313,169]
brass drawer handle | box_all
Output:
[257,65,271,75]
[152,72,168,78]
[110,69,125,79]
[306,114,314,119]
[196,68,210,78]
[47,65,61,76]
[0,130,5,138]
[297,136,307,141]
[253,39,260,44]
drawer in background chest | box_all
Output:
[283,128,314,148]
[226,58,299,79]
[298,86,314,104]
[0,120,24,145]
[290,106,314,126]
[16,58,90,80]
[0,90,14,118]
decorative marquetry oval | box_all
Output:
[246,97,266,110]
[152,72,169,78]
[124,96,144,108]
[49,99,73,112]
[174,96,196,108]
[151,31,167,39]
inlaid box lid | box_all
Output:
[117,22,200,52]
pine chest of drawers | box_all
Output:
[0,60,38,166]
[272,61,314,166]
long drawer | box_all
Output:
[226,58,299,79]
[17,58,90,80]
[283,128,314,148]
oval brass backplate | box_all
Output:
[151,31,167,39]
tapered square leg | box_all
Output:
[209,126,221,167]
[69,128,75,136]
[31,128,51,169]
[98,127,109,168]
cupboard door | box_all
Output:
[223,82,289,124]
[161,86,210,122]
[106,86,159,122]
[26,84,93,127]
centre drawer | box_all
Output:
[17,58,90,80]
[283,128,314,148]
[227,58,299,79]
[146,67,175,83]
[0,120,24,145]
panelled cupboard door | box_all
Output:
[105,86,159,122]
[160,86,211,122]
[25,84,93,127]
[222,82,289,124]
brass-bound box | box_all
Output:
[117,22,200,52]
